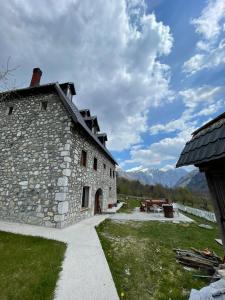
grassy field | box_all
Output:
[97,213,223,300]
[118,198,141,213]
[0,231,66,300]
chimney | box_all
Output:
[30,68,42,87]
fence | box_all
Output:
[175,203,216,223]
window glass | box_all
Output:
[81,150,87,167]
[82,186,89,208]
[93,157,97,170]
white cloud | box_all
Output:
[183,54,205,74]
[149,85,223,135]
[126,126,195,167]
[183,40,225,74]
[195,100,224,116]
[191,0,225,40]
[0,0,174,151]
[179,85,223,108]
[183,0,225,74]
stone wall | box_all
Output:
[0,91,116,228]
[62,123,117,227]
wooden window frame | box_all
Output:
[7,107,13,115]
[81,150,87,167]
[93,157,98,171]
[81,186,90,208]
[40,101,48,111]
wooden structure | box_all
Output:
[177,112,225,250]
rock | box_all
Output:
[57,177,68,187]
[58,201,69,214]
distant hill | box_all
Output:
[117,167,187,188]
[175,170,209,194]
[117,175,212,211]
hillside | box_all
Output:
[175,170,209,194]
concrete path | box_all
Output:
[110,209,193,223]
[0,216,119,300]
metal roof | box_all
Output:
[176,115,225,167]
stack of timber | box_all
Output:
[174,248,222,273]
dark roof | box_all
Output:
[79,109,90,114]
[0,82,117,165]
[84,116,100,132]
[97,133,108,141]
[0,82,76,100]
[176,113,225,167]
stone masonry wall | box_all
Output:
[0,91,117,228]
[60,123,117,227]
[0,92,72,227]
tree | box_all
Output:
[0,57,18,93]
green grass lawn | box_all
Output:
[0,231,66,300]
[118,198,141,213]
[97,214,223,300]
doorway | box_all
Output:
[94,188,103,214]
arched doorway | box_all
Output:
[94,188,103,214]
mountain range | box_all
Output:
[175,170,208,193]
[117,166,208,192]
[117,167,187,188]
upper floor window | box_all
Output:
[7,107,13,115]
[93,157,97,171]
[40,101,48,111]
[82,186,89,208]
[103,163,106,169]
[110,168,112,177]
[81,150,87,167]
[113,171,115,178]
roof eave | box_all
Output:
[54,83,117,165]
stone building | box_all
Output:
[0,68,117,228]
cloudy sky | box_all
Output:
[1,0,225,171]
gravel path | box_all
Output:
[110,209,193,223]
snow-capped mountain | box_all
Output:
[117,166,188,187]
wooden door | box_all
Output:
[94,193,100,215]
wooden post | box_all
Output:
[205,172,225,253]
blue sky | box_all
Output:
[114,0,225,171]
[1,0,225,171]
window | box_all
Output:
[93,157,97,170]
[66,86,72,101]
[7,107,13,115]
[113,171,115,178]
[82,186,89,208]
[41,101,48,111]
[110,168,112,177]
[81,150,87,167]
[103,163,106,169]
